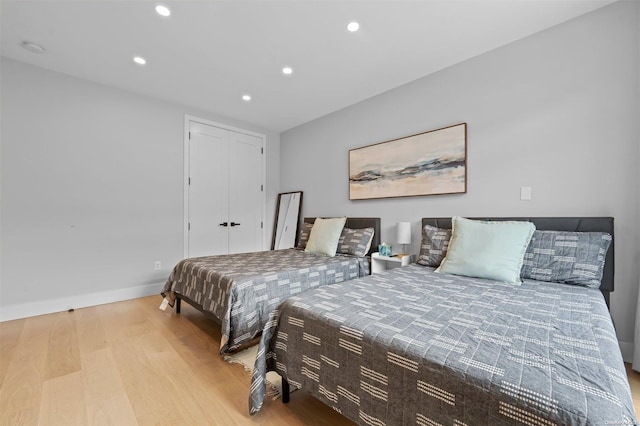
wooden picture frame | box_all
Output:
[349,123,467,200]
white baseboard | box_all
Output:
[0,282,164,322]
[619,340,634,364]
[4,286,636,365]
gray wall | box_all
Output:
[280,1,640,358]
[0,58,280,319]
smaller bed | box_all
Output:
[249,216,637,425]
[161,217,380,353]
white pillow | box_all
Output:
[305,217,347,257]
[436,216,535,284]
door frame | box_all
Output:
[183,114,267,258]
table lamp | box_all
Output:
[396,222,411,256]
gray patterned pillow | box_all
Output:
[296,222,314,249]
[337,227,375,257]
[521,230,612,288]
[417,225,451,267]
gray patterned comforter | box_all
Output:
[250,264,637,425]
[162,248,368,353]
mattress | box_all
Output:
[162,248,368,353]
[249,264,637,425]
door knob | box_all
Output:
[230,222,241,227]
[219,222,229,227]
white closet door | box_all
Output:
[186,118,264,258]
[188,123,229,257]
[227,131,263,254]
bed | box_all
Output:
[249,217,637,425]
[161,217,380,353]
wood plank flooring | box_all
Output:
[1,295,639,425]
[0,296,353,426]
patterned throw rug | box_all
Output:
[224,345,286,400]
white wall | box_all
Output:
[634,0,640,370]
[280,1,640,358]
[0,58,280,320]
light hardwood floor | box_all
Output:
[0,296,354,425]
[1,295,638,425]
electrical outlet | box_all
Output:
[154,261,161,271]
[520,186,532,201]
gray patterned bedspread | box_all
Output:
[161,248,368,353]
[250,264,637,425]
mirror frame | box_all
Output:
[271,191,303,250]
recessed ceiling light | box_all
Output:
[133,56,147,65]
[282,66,293,75]
[347,21,360,32]
[21,41,45,54]
[155,5,171,17]
[242,94,251,102]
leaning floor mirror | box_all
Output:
[272,191,303,250]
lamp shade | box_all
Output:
[396,222,411,245]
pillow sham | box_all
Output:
[337,227,375,257]
[417,225,451,267]
[521,230,612,288]
[436,216,535,284]
[297,222,314,249]
[305,217,347,257]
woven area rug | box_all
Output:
[224,345,284,400]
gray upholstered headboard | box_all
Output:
[304,217,381,257]
[421,217,615,307]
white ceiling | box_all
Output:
[1,0,616,132]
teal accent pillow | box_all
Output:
[436,216,535,284]
[305,217,347,257]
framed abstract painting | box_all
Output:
[349,123,467,200]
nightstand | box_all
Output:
[371,252,412,274]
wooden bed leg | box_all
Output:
[176,297,181,314]
[282,378,290,403]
